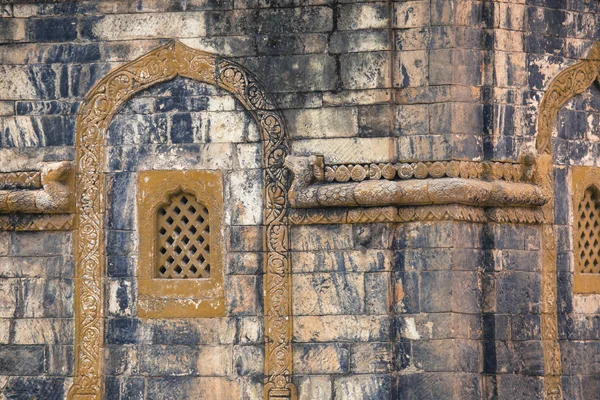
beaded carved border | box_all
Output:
[68,41,296,400]
[535,42,600,399]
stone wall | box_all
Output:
[0,0,599,399]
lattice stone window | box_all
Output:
[137,170,225,317]
[573,167,600,294]
[156,192,211,279]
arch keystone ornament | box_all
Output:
[68,41,296,400]
[535,42,600,399]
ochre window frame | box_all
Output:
[137,169,225,317]
[573,166,600,294]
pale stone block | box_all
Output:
[196,346,232,376]
[323,89,391,106]
[0,319,10,343]
[234,143,261,169]
[88,12,208,40]
[393,1,430,28]
[237,316,263,344]
[0,117,42,147]
[333,375,389,399]
[293,273,365,315]
[0,101,14,116]
[233,344,263,376]
[107,279,134,317]
[13,318,74,344]
[293,315,389,342]
[290,225,354,251]
[0,280,17,318]
[297,375,333,400]
[0,232,8,256]
[350,342,391,373]
[573,294,600,314]
[141,143,234,170]
[204,111,250,143]
[294,343,349,374]
[494,29,524,52]
[286,107,358,139]
[226,169,262,226]
[340,51,391,90]
[338,3,389,30]
[0,65,54,99]
[498,3,525,30]
[293,137,396,164]
[495,51,527,88]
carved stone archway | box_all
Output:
[68,41,296,400]
[535,42,600,399]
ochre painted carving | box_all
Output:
[323,159,533,183]
[0,162,73,214]
[534,43,600,399]
[137,170,225,318]
[69,41,296,400]
[0,171,41,189]
[572,166,600,294]
[536,42,600,155]
[0,214,74,231]
[285,155,548,210]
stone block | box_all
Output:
[333,374,391,399]
[27,17,77,42]
[107,278,134,317]
[495,271,541,314]
[0,345,46,376]
[291,225,354,251]
[452,271,480,313]
[256,7,333,33]
[2,377,67,399]
[329,30,389,54]
[226,275,261,316]
[296,375,332,400]
[393,271,419,313]
[226,252,262,275]
[13,318,74,344]
[234,143,261,169]
[256,33,328,55]
[393,1,429,28]
[293,343,350,374]
[340,51,391,90]
[497,374,543,399]
[358,104,392,137]
[391,222,454,250]
[412,339,456,371]
[149,318,236,345]
[106,318,139,345]
[0,279,17,318]
[393,50,427,88]
[228,225,262,252]
[146,377,242,399]
[323,89,390,106]
[236,316,263,344]
[338,3,389,30]
[243,54,337,93]
[226,169,262,226]
[395,248,453,271]
[420,270,453,312]
[394,104,429,136]
[291,250,392,273]
[293,315,389,342]
[10,232,71,257]
[46,345,73,376]
[0,19,25,43]
[365,272,390,314]
[81,13,208,40]
[395,372,456,400]
[106,231,136,256]
[205,110,255,143]
[293,137,396,164]
[293,272,365,315]
[233,344,263,376]
[285,107,358,140]
[349,342,391,373]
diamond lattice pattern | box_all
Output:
[156,192,211,279]
[577,186,600,274]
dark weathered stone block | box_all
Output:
[0,346,46,375]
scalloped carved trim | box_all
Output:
[69,41,295,400]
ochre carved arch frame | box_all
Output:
[535,42,600,399]
[67,41,296,400]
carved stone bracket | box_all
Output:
[0,162,74,231]
[285,155,547,224]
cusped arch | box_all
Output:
[68,41,295,400]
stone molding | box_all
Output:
[69,41,296,400]
[285,155,548,211]
[0,161,74,215]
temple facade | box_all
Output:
[0,0,599,398]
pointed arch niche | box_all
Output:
[535,42,600,399]
[68,41,296,400]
